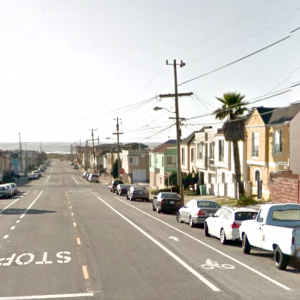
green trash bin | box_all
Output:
[199,185,206,196]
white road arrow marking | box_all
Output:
[169,236,179,241]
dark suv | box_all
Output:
[127,186,149,202]
[110,180,124,193]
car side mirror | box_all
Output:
[153,196,157,199]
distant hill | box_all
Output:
[0,141,162,153]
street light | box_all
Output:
[153,106,175,113]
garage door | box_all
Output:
[132,169,147,182]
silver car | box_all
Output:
[204,207,258,244]
[177,199,220,227]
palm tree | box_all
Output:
[214,92,249,196]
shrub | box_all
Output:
[237,193,257,206]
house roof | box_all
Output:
[182,126,212,145]
[256,104,300,125]
[151,139,176,153]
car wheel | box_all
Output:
[242,234,251,254]
[274,246,289,270]
[152,204,155,211]
[126,195,129,200]
[204,222,210,237]
[176,212,182,223]
[156,205,161,213]
[189,216,194,227]
[220,228,227,245]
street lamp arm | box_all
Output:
[153,106,175,113]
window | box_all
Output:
[161,156,164,167]
[252,132,259,157]
[198,143,203,160]
[191,148,195,162]
[219,140,224,162]
[166,156,176,168]
[273,129,282,154]
[181,148,186,165]
[209,142,215,165]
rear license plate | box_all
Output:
[169,201,175,204]
[138,191,143,194]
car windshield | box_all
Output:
[197,201,219,208]
[235,211,258,221]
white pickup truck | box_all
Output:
[239,203,300,270]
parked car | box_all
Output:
[88,173,99,182]
[82,171,88,178]
[177,199,220,227]
[0,185,10,198]
[7,183,19,195]
[204,207,258,244]
[239,203,300,270]
[39,165,46,171]
[110,180,124,193]
[127,186,149,201]
[84,172,91,180]
[116,184,131,196]
[3,184,14,197]
[153,192,182,213]
[73,164,79,169]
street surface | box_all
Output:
[0,160,299,300]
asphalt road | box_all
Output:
[0,159,299,300]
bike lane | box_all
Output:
[94,192,300,300]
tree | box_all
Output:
[111,158,121,179]
[214,92,249,196]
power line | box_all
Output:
[173,0,274,57]
[187,14,293,64]
[179,35,290,86]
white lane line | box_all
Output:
[72,177,80,185]
[79,177,90,185]
[114,196,291,291]
[16,220,20,223]
[10,226,15,230]
[92,193,220,292]
[0,198,22,214]
[0,292,94,299]
[45,175,51,184]
[73,222,77,227]
[3,235,9,239]
[20,191,43,219]
[77,238,81,245]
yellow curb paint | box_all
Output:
[82,265,89,279]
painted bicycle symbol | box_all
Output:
[201,259,235,270]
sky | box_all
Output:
[0,0,299,150]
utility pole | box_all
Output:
[113,117,123,178]
[19,133,22,174]
[24,142,27,176]
[159,59,193,204]
[88,129,98,172]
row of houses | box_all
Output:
[0,150,40,182]
[77,103,300,201]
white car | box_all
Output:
[204,207,258,244]
[88,173,99,183]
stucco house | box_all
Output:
[245,103,300,199]
[149,140,177,189]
